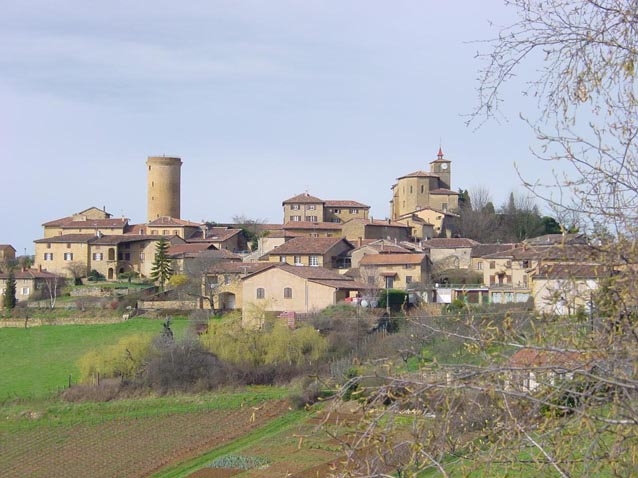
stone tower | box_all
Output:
[146,156,182,221]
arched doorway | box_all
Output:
[108,268,114,280]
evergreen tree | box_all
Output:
[150,238,173,291]
[3,270,17,309]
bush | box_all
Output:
[376,289,409,312]
[77,333,154,383]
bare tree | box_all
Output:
[65,261,87,286]
[41,275,64,309]
[328,2,638,476]
[181,251,224,313]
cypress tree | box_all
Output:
[3,270,17,309]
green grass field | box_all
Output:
[0,317,189,400]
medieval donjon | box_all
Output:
[146,156,182,221]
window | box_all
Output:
[118,253,123,260]
[124,253,131,261]
[140,253,145,260]
[224,275,231,285]
[309,256,319,266]
[44,253,53,261]
[66,243,71,249]
[291,204,300,210]
[294,255,302,265]
[421,185,424,193]
[162,230,169,235]
[151,230,158,235]
[476,261,483,270]
[404,264,414,269]
[123,243,131,249]
[47,243,51,249]
[92,252,103,261]
[21,287,30,295]
[279,256,286,263]
[349,208,358,214]
[332,218,341,223]
[309,233,319,238]
[284,287,292,299]
[406,276,413,284]
[442,203,448,211]
[291,215,301,222]
[64,252,73,261]
[256,288,265,299]
[489,261,496,269]
[367,276,375,285]
[334,209,340,213]
[305,215,318,222]
[308,204,316,210]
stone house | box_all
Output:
[358,252,430,291]
[0,244,16,263]
[0,267,64,302]
[261,236,355,270]
[241,264,368,326]
[340,218,412,244]
[282,192,369,224]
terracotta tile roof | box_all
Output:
[396,170,439,180]
[483,244,600,261]
[276,264,368,289]
[42,216,75,227]
[147,216,202,227]
[168,243,216,256]
[0,268,62,280]
[353,239,412,254]
[429,188,459,195]
[187,227,242,242]
[345,218,410,228]
[359,253,427,266]
[91,235,163,245]
[125,224,148,234]
[532,263,608,279]
[268,237,353,255]
[34,234,96,244]
[422,238,479,249]
[61,218,128,229]
[0,244,16,250]
[282,221,343,231]
[524,233,588,246]
[508,348,595,370]
[471,243,518,258]
[208,261,274,274]
[324,200,370,208]
[282,193,324,204]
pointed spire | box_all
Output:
[437,146,444,160]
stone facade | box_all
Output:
[147,156,182,221]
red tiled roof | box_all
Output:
[324,200,370,208]
[61,218,128,229]
[508,348,594,370]
[471,243,518,258]
[429,188,459,195]
[34,234,96,244]
[268,237,353,255]
[168,243,216,256]
[532,263,608,280]
[396,170,439,180]
[282,193,324,204]
[422,238,479,249]
[0,268,62,280]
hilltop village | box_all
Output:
[0,149,598,324]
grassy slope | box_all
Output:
[0,317,189,399]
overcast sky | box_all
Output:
[1,1,546,254]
